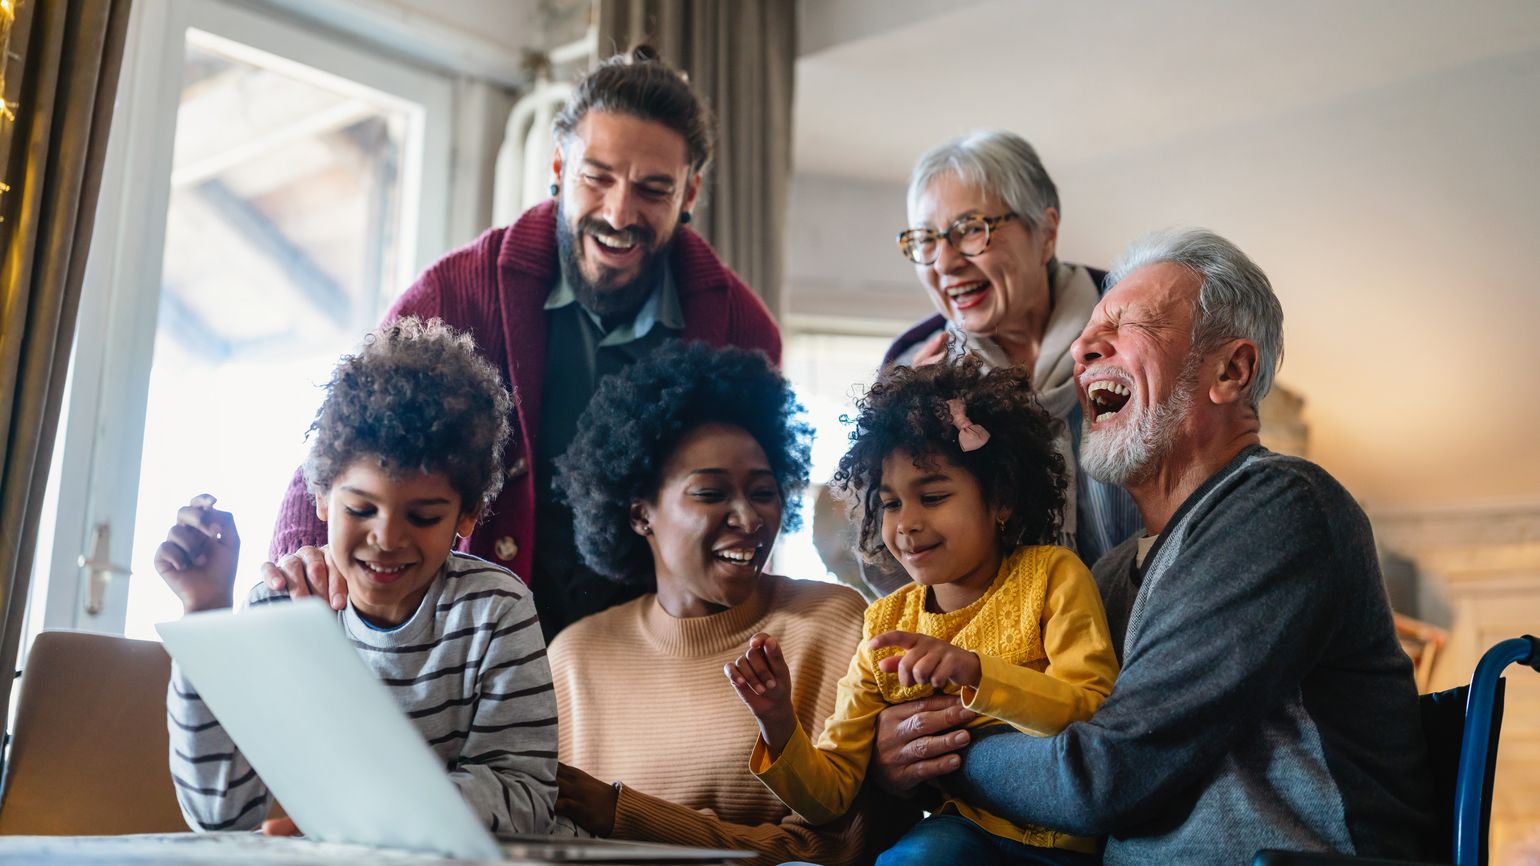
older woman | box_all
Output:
[884,131,1140,574]
[859,132,1147,805]
[548,342,908,865]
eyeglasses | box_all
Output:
[896,212,1018,265]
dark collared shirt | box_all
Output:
[531,266,683,641]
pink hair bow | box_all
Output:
[947,399,991,452]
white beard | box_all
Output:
[1080,361,1198,486]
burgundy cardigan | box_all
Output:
[267,199,782,583]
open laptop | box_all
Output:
[157,600,750,862]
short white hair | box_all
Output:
[906,130,1059,233]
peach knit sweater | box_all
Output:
[550,573,894,866]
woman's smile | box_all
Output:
[639,422,785,619]
[945,280,991,311]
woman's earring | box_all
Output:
[996,517,1008,537]
[549,182,559,197]
[679,210,692,225]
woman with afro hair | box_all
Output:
[546,341,908,865]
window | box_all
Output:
[22,0,452,648]
[774,332,893,594]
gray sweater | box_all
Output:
[166,551,557,836]
[954,446,1433,864]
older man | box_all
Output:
[262,48,780,640]
[876,229,1433,864]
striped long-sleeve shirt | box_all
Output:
[166,551,557,836]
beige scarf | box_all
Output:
[947,262,1100,544]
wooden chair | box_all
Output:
[1395,613,1450,693]
[0,630,188,834]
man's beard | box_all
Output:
[556,203,671,319]
[1080,354,1200,487]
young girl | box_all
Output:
[726,358,1119,866]
[156,317,556,837]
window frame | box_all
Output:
[24,0,455,641]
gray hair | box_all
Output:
[1106,229,1285,408]
[906,130,1060,233]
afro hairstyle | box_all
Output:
[554,340,812,588]
[302,317,514,517]
[831,356,1067,561]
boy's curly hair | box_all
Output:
[302,317,514,517]
[831,357,1067,561]
[554,341,813,588]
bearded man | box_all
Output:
[872,229,1434,864]
[262,48,780,640]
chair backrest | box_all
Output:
[1418,679,1505,863]
[0,630,188,834]
[1451,635,1539,866]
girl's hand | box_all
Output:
[555,762,617,837]
[153,494,240,614]
[869,630,982,691]
[724,632,796,756]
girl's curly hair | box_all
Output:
[831,357,1067,561]
[554,341,813,588]
[302,317,513,517]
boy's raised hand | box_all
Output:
[724,632,796,757]
[869,630,982,691]
[153,494,240,614]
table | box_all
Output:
[0,833,751,865]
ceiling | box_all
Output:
[790,0,1540,510]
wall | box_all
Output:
[782,173,931,328]
[1372,501,1540,859]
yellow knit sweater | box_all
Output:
[751,545,1119,853]
[550,573,900,866]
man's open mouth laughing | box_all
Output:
[1085,376,1133,423]
[586,229,644,267]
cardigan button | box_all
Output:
[507,457,528,479]
[494,535,519,561]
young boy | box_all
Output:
[156,317,555,836]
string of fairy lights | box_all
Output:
[0,0,16,221]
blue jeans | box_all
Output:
[873,814,1099,866]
